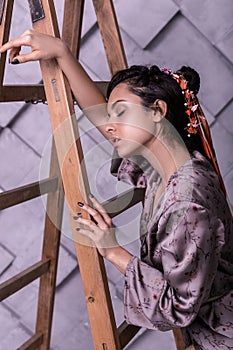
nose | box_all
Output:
[105,120,116,135]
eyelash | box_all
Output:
[116,109,126,117]
[107,108,126,118]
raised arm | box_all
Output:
[0,30,108,136]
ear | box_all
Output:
[151,99,167,122]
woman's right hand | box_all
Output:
[0,29,66,64]
[0,29,107,129]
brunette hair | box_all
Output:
[106,65,204,156]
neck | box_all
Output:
[141,137,190,186]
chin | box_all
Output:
[116,149,128,158]
[116,140,144,158]
[117,147,140,158]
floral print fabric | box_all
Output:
[119,151,233,349]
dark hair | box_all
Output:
[106,65,204,156]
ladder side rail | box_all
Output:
[62,0,85,58]
[30,1,121,348]
[35,139,64,350]
[92,0,127,74]
[0,0,14,85]
[173,329,186,350]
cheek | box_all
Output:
[122,121,156,140]
[123,112,154,131]
[121,127,155,149]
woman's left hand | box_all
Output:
[74,195,118,258]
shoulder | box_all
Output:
[165,151,225,210]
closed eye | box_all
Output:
[107,100,128,118]
[107,109,126,118]
[116,109,126,117]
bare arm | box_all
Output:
[106,246,133,275]
[56,44,109,137]
[75,196,133,275]
[57,45,106,109]
[0,30,108,137]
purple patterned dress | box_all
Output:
[114,151,233,349]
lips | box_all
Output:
[111,137,121,147]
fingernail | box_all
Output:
[73,212,82,219]
[89,193,95,198]
[76,228,80,231]
[77,201,84,207]
[11,58,19,65]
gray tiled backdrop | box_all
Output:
[0,1,232,349]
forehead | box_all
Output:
[108,83,142,105]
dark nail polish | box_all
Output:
[76,228,80,231]
[11,58,19,65]
[77,201,84,207]
[77,212,82,216]
[90,215,98,225]
[73,216,80,220]
[89,193,95,198]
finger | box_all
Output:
[78,202,108,228]
[9,47,21,62]
[89,194,112,226]
[76,227,96,244]
[0,36,32,54]
[10,51,41,64]
[74,227,96,247]
[76,226,117,250]
[75,217,96,230]
[0,41,13,54]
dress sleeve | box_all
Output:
[110,150,147,188]
[124,202,225,330]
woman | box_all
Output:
[1,31,233,349]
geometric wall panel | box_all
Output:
[115,0,179,48]
[146,14,233,116]
[178,0,233,44]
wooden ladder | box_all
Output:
[0,0,185,349]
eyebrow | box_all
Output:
[107,99,127,116]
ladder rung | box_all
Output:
[0,177,58,210]
[17,333,43,350]
[0,82,108,102]
[0,259,50,301]
[118,321,141,348]
[0,85,45,102]
[102,188,145,218]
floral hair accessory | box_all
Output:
[162,69,200,135]
[161,67,172,75]
[162,67,226,195]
